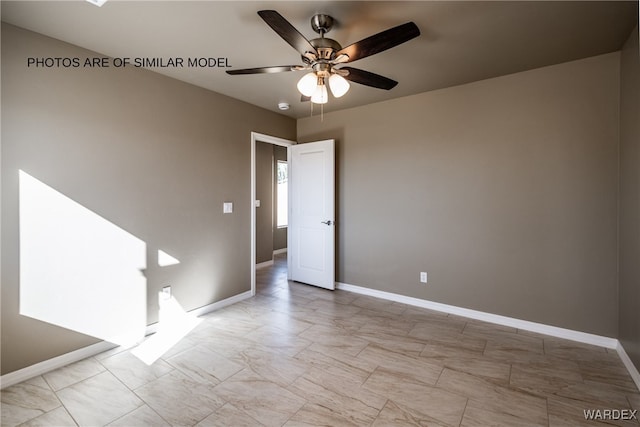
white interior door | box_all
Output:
[289,139,335,290]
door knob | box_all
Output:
[321,220,333,226]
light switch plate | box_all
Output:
[255,200,261,207]
[223,202,233,213]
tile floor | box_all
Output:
[2,254,639,426]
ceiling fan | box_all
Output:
[226,10,420,104]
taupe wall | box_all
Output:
[273,145,288,251]
[298,52,621,337]
[619,26,640,368]
[255,141,274,264]
[1,24,295,375]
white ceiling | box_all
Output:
[1,1,637,118]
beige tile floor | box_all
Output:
[2,254,639,426]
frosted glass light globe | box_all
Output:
[329,74,350,98]
[297,73,318,97]
[311,84,328,104]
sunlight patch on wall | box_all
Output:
[157,249,180,267]
[19,170,147,346]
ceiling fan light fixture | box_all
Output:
[311,83,328,104]
[297,72,318,97]
[228,10,419,112]
[329,74,350,98]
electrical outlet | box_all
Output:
[420,272,428,283]
[161,286,171,300]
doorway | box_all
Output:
[250,132,336,295]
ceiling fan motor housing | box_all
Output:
[308,37,342,61]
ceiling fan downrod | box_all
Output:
[311,14,334,37]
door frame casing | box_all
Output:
[250,132,294,296]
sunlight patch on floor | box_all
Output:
[131,293,201,365]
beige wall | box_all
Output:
[619,26,640,368]
[298,52,621,337]
[0,24,295,375]
[255,141,274,264]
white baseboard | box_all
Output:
[145,290,253,335]
[256,260,274,269]
[273,248,288,255]
[0,341,117,390]
[336,282,619,349]
[190,290,252,318]
[616,342,640,392]
[0,290,253,390]
[336,281,640,392]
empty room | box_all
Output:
[1,1,639,426]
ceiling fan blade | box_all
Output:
[336,22,420,63]
[226,66,297,75]
[341,67,398,90]
[258,10,318,56]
